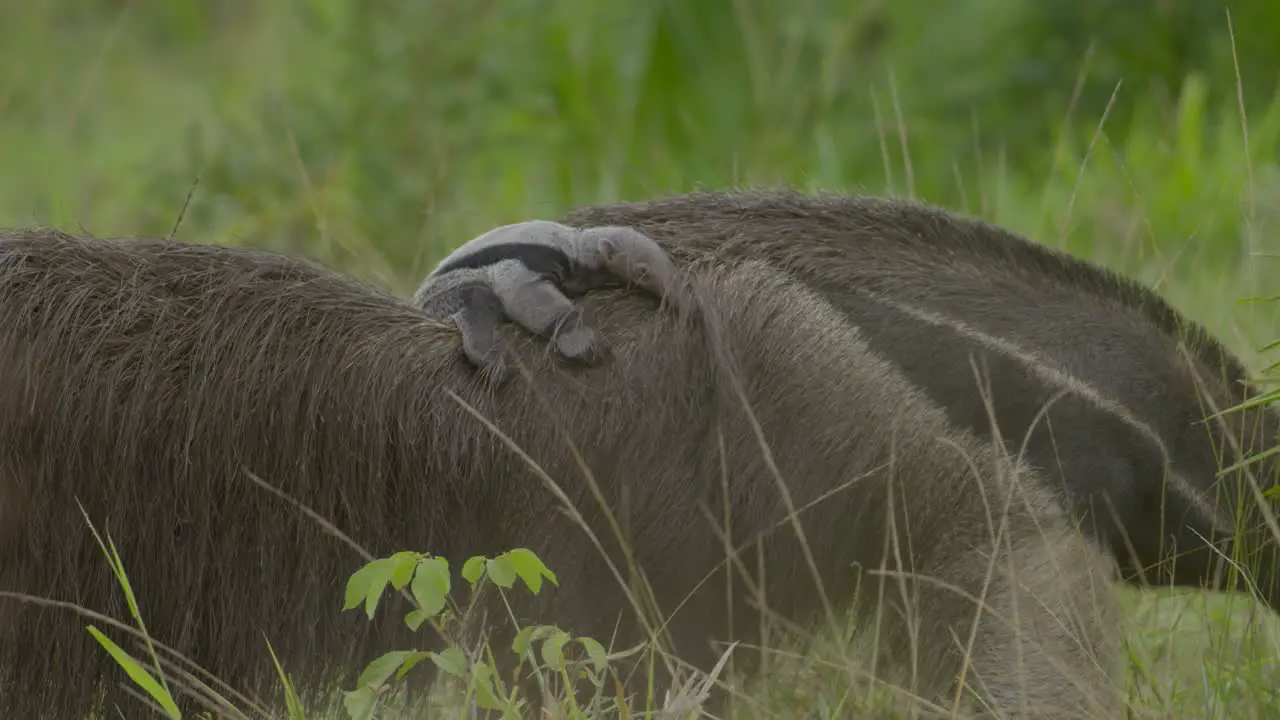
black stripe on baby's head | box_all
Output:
[436,243,573,278]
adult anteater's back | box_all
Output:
[563,189,1280,606]
[0,229,487,716]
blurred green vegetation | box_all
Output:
[3,0,1280,716]
[2,1,1278,297]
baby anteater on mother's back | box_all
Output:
[0,227,1119,717]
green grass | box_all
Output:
[4,1,1280,717]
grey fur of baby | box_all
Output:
[414,220,683,368]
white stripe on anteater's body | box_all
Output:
[414,220,683,367]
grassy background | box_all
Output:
[3,0,1279,716]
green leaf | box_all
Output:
[512,625,562,666]
[411,556,451,616]
[540,630,572,672]
[471,663,506,711]
[343,558,397,619]
[517,623,559,661]
[512,626,536,657]
[529,625,559,642]
[342,686,377,720]
[87,626,182,720]
[390,551,421,590]
[396,651,433,680]
[356,649,418,689]
[486,556,517,588]
[578,636,609,675]
[462,555,486,585]
[342,560,382,610]
[430,647,468,678]
[504,548,558,594]
[405,608,432,632]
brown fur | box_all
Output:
[560,188,1280,606]
[0,228,1120,717]
[0,463,27,636]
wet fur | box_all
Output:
[560,188,1280,606]
[0,228,1119,717]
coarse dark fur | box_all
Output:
[0,229,1121,718]
[560,188,1280,607]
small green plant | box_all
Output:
[84,541,614,719]
[340,547,616,720]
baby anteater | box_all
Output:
[415,220,685,368]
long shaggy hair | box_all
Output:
[563,189,1280,604]
[0,228,1120,718]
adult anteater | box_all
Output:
[0,228,1119,718]
[550,189,1280,608]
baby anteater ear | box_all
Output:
[413,220,685,370]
